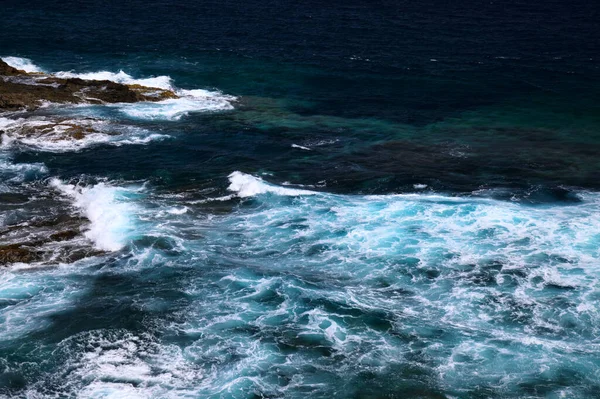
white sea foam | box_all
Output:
[50,179,138,251]
[53,68,236,120]
[116,89,236,121]
[54,70,173,90]
[291,144,311,151]
[187,194,235,204]
[44,330,204,399]
[227,171,317,198]
[1,56,44,73]
[0,117,169,152]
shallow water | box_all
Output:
[1,1,600,398]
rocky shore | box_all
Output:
[0,58,181,267]
[0,59,178,111]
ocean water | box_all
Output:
[1,1,600,398]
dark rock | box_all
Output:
[0,244,41,265]
[49,230,79,242]
[0,61,26,76]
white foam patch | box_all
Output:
[44,330,204,399]
[78,382,150,399]
[50,179,139,251]
[1,56,44,73]
[228,171,317,198]
[54,70,173,90]
[116,89,236,121]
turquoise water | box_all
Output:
[2,1,600,397]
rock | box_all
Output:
[0,59,179,111]
[57,247,105,263]
[12,119,102,141]
[128,84,179,100]
[0,244,40,265]
[0,61,26,76]
[49,230,79,242]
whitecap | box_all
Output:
[115,89,236,121]
[50,179,140,251]
[291,144,311,151]
[1,56,44,73]
[227,171,317,198]
[54,70,173,90]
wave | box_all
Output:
[0,154,47,183]
[0,268,88,343]
[115,89,235,121]
[225,173,600,268]
[50,179,140,251]
[3,172,600,397]
[228,171,317,197]
[55,70,173,91]
[207,172,600,395]
[1,56,44,73]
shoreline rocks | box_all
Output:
[0,59,178,111]
[0,58,180,268]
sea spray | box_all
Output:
[50,179,140,251]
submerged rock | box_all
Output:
[15,119,102,141]
[0,59,178,110]
[0,116,124,147]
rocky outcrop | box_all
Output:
[0,60,27,76]
[0,59,178,111]
[0,213,104,267]
[0,244,41,265]
[9,118,103,141]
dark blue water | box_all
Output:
[1,1,600,398]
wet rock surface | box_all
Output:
[0,196,105,267]
[0,243,41,265]
[0,117,109,144]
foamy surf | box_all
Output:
[2,56,237,120]
[1,56,44,73]
[0,154,48,181]
[0,117,170,152]
[50,179,139,251]
[54,70,174,90]
[116,89,236,121]
[228,171,317,197]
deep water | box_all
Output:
[1,1,600,398]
